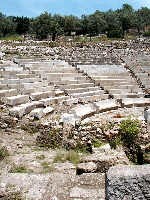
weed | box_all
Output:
[119,118,141,146]
[9,164,33,173]
[21,124,38,135]
[36,154,45,160]
[0,35,23,41]
[36,128,62,149]
[92,138,104,148]
[109,135,122,149]
[53,150,81,165]
[0,146,9,161]
[40,161,54,173]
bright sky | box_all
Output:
[1,0,150,17]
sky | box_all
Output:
[1,0,150,17]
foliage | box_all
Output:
[0,146,9,161]
[119,118,141,146]
[143,31,150,37]
[1,4,150,40]
[9,164,33,173]
[36,127,62,149]
[107,29,123,38]
[40,161,54,173]
[53,150,81,165]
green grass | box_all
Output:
[40,161,54,173]
[0,147,9,161]
[53,150,81,165]
[0,35,23,41]
[36,154,45,160]
[9,164,33,173]
[92,139,105,148]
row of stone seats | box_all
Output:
[77,64,144,99]
[124,55,150,90]
[0,59,109,118]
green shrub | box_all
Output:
[53,150,81,165]
[107,29,123,38]
[143,31,150,37]
[9,164,33,173]
[109,136,122,149]
[0,147,9,161]
[119,119,141,146]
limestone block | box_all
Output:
[9,101,44,117]
[0,89,17,98]
[106,165,150,200]
[5,95,29,106]
[71,103,97,120]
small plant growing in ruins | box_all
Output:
[20,124,38,135]
[36,154,45,160]
[109,135,122,149]
[40,161,54,173]
[92,138,104,148]
[119,118,141,146]
[9,164,33,173]
[53,150,81,165]
[0,146,9,161]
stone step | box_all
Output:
[29,107,54,119]
[52,79,90,85]
[31,67,76,73]
[71,90,104,98]
[96,81,136,86]
[39,96,69,106]
[113,93,143,99]
[104,85,139,90]
[64,94,109,105]
[23,81,49,89]
[0,89,18,98]
[9,101,44,118]
[4,95,29,106]
[95,99,119,113]
[92,75,131,79]
[41,73,82,79]
[21,86,54,95]
[0,84,8,90]
[16,73,37,79]
[122,98,150,107]
[109,88,142,94]
[30,91,55,101]
[1,79,20,85]
[60,83,94,89]
[66,86,101,94]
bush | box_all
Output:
[143,31,150,37]
[53,150,81,165]
[0,147,9,161]
[119,119,141,146]
[107,29,123,38]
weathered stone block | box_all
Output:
[105,165,150,200]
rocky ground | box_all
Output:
[0,38,150,199]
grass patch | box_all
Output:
[92,139,105,148]
[21,124,38,135]
[36,154,45,160]
[0,146,9,161]
[9,164,33,173]
[0,35,23,41]
[40,161,54,173]
[53,150,81,165]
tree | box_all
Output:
[117,4,135,37]
[32,12,52,39]
[135,7,150,34]
[13,16,30,35]
[87,11,107,37]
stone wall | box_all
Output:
[105,165,150,200]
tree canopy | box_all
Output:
[0,4,150,40]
